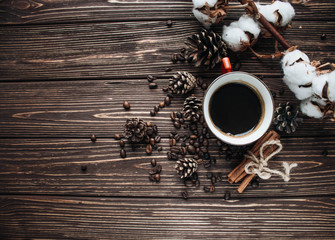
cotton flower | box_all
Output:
[257,1,295,27]
[222,15,260,52]
[192,0,228,29]
[300,97,326,118]
[284,80,314,100]
[312,73,330,99]
[281,49,310,68]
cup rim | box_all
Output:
[203,71,274,146]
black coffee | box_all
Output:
[209,83,262,136]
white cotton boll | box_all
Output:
[281,50,310,68]
[256,3,277,24]
[222,25,249,52]
[192,9,216,29]
[284,79,314,100]
[327,71,335,101]
[192,0,217,8]
[271,1,295,26]
[300,97,325,118]
[236,15,261,39]
[312,73,330,99]
[283,62,317,85]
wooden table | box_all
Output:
[1,0,335,239]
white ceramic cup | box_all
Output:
[203,72,274,146]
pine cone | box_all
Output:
[185,29,227,69]
[124,118,158,143]
[168,72,197,95]
[183,96,202,122]
[175,158,198,179]
[273,102,299,134]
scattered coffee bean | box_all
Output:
[210,158,216,165]
[167,93,173,98]
[180,47,186,53]
[204,162,211,168]
[193,155,199,160]
[170,112,176,121]
[176,54,185,61]
[321,33,327,40]
[224,191,231,200]
[271,91,277,99]
[154,136,161,143]
[195,180,200,187]
[181,191,189,200]
[201,82,208,90]
[322,149,328,156]
[147,75,156,82]
[151,159,157,167]
[210,185,215,193]
[119,139,125,148]
[190,135,197,140]
[196,77,203,86]
[171,146,180,154]
[90,134,97,142]
[176,112,182,118]
[194,142,200,148]
[187,145,196,154]
[164,96,171,106]
[169,138,176,146]
[153,165,162,174]
[150,138,155,146]
[201,146,208,153]
[174,121,181,129]
[123,101,131,110]
[203,186,210,193]
[157,146,163,151]
[203,139,209,147]
[150,110,156,116]
[146,121,153,127]
[154,173,161,182]
[165,67,172,72]
[180,147,187,155]
[154,105,160,112]
[184,179,194,187]
[149,83,158,89]
[166,19,173,27]
[206,172,213,179]
[146,144,153,154]
[204,153,210,160]
[81,165,87,172]
[179,118,185,124]
[171,152,178,160]
[120,149,127,158]
[159,102,165,108]
[149,175,155,182]
[211,176,217,184]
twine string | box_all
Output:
[244,139,298,182]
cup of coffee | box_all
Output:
[203,72,274,145]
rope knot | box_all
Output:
[244,139,298,182]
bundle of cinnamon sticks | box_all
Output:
[227,130,280,193]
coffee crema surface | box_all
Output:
[209,82,262,136]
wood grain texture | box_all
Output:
[1,0,334,25]
[0,137,334,197]
[1,78,335,138]
[1,195,335,239]
[0,20,334,81]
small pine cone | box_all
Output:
[175,158,198,179]
[185,29,227,69]
[184,96,202,122]
[168,72,197,95]
[273,102,299,134]
[124,118,147,143]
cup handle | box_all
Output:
[221,57,232,74]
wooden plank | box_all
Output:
[0,21,334,81]
[1,195,335,239]
[0,137,334,197]
[1,78,334,138]
[0,0,334,25]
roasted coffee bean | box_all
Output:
[157,146,163,152]
[233,60,241,71]
[196,77,203,86]
[119,140,125,148]
[167,152,172,160]
[181,142,186,147]
[198,151,204,158]
[146,129,153,136]
[193,155,199,160]
[203,139,209,147]
[166,19,173,27]
[202,128,207,135]
[154,174,161,182]
[180,147,187,155]
[149,175,155,181]
[210,185,215,193]
[271,91,277,99]
[90,134,97,142]
[170,112,176,121]
[179,118,185,124]
[196,147,200,153]
[203,186,210,193]
[192,172,198,180]
[181,191,189,200]
[151,159,157,167]
[146,144,153,154]
[81,165,87,172]
[211,176,217,184]
[204,153,210,160]
[169,138,176,146]
[159,102,165,108]
[192,130,198,136]
[184,179,194,187]
[321,33,327,40]
[199,115,204,124]
[153,165,162,173]
[165,67,172,72]
[164,96,171,106]
[120,149,127,158]
[194,142,200,148]
[167,93,174,98]
[190,124,197,131]
[154,136,161,143]
[322,149,328,156]
[171,152,178,160]
[171,147,180,154]
[176,112,182,118]
[147,75,156,82]
[216,140,222,147]
[149,83,158,89]
[199,135,204,143]
[123,101,131,110]
[210,158,216,165]
[177,54,185,61]
[195,180,200,187]
[180,47,186,53]
[224,191,231,200]
[174,121,181,129]
[189,139,194,145]
[204,162,211,168]
[201,82,208,90]
[216,173,222,182]
[200,146,208,153]
[146,121,153,127]
[150,138,155,146]
[154,105,160,112]
[150,110,156,116]
[162,87,168,92]
[190,135,197,140]
[206,172,213,179]
[187,145,196,154]
[203,122,208,128]
[205,133,210,139]
[174,134,180,141]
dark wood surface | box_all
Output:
[0,0,334,239]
